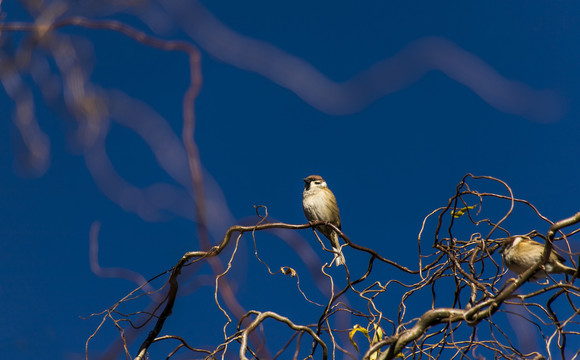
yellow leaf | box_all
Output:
[368,324,386,360]
[349,324,370,353]
[372,324,384,343]
[451,204,477,218]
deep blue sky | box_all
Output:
[1,1,580,359]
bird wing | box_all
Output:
[524,240,567,264]
[326,191,341,230]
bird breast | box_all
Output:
[504,249,539,274]
[303,189,338,223]
[505,243,554,274]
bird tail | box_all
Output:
[564,265,577,278]
[333,246,346,267]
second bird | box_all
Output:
[501,235,576,281]
[302,175,346,266]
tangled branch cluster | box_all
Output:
[85,175,580,360]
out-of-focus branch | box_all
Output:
[162,0,565,123]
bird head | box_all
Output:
[498,236,517,253]
[303,175,327,191]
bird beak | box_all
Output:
[302,178,308,184]
[495,238,508,253]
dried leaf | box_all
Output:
[280,267,296,277]
[451,204,477,218]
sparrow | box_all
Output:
[500,235,577,281]
[302,175,346,266]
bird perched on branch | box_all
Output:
[500,235,577,281]
[302,175,345,266]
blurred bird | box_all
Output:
[500,235,577,281]
[302,175,345,266]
